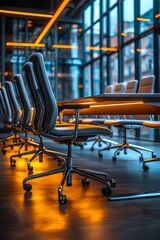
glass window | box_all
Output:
[93,59,100,95]
[84,29,91,63]
[123,0,134,42]
[93,0,100,22]
[110,0,117,8]
[84,65,91,96]
[138,0,153,33]
[102,56,108,91]
[103,16,107,46]
[93,22,100,45]
[102,0,107,14]
[84,5,91,29]
[138,34,154,77]
[123,43,135,81]
[110,53,118,85]
[110,7,118,47]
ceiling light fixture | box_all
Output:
[136,17,150,22]
[86,46,117,51]
[35,0,70,44]
[6,42,45,47]
[52,44,77,49]
[155,13,160,18]
[0,9,53,18]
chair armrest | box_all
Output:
[58,103,90,111]
[58,103,90,144]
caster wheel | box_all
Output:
[109,179,116,187]
[112,156,117,161]
[59,194,67,204]
[10,159,16,166]
[11,146,14,150]
[101,187,112,196]
[116,152,120,155]
[80,145,84,150]
[91,147,94,151]
[152,153,156,158]
[82,178,90,186]
[139,156,143,161]
[2,149,6,154]
[23,183,32,192]
[99,143,102,147]
[143,165,149,171]
[99,152,103,158]
[28,166,33,173]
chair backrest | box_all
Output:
[134,75,155,120]
[138,75,155,93]
[104,85,113,93]
[113,83,126,93]
[22,61,45,132]
[0,88,8,123]
[125,80,138,93]
[28,52,58,133]
[14,74,32,126]
[1,86,12,124]
[4,81,21,124]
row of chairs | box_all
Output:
[0,52,116,204]
[73,76,157,170]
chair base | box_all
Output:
[23,143,115,204]
[99,140,156,162]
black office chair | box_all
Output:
[22,52,115,204]
[10,73,66,172]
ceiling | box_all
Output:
[0,0,93,20]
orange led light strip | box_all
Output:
[6,42,45,47]
[86,46,117,51]
[0,9,53,18]
[5,0,70,47]
[52,44,77,49]
[136,17,150,22]
[35,0,70,44]
[155,13,160,18]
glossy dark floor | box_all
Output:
[0,134,160,240]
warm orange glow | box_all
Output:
[121,32,128,37]
[136,48,143,53]
[35,0,70,44]
[78,28,83,32]
[58,26,63,30]
[52,44,77,49]
[0,9,53,18]
[100,47,118,51]
[86,46,117,52]
[91,102,144,108]
[4,71,9,76]
[6,42,45,47]
[136,17,150,22]
[155,13,160,18]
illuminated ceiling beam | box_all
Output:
[155,13,160,18]
[35,0,70,44]
[86,46,118,52]
[52,44,77,49]
[0,9,53,18]
[6,42,45,47]
[136,17,150,22]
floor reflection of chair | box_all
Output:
[22,52,116,204]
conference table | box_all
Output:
[58,93,160,201]
[58,93,160,116]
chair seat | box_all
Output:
[143,121,160,128]
[43,123,112,140]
